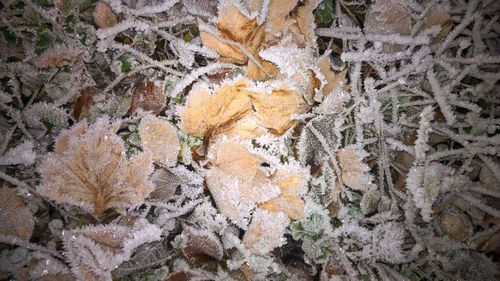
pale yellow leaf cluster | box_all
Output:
[200,0,321,80]
[37,117,155,217]
[0,187,34,240]
[138,114,180,167]
[179,79,307,140]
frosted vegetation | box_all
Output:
[0,0,499,280]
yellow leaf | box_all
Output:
[250,88,306,135]
[337,146,370,191]
[139,114,180,167]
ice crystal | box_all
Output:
[138,114,180,167]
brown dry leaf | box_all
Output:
[439,212,472,242]
[179,81,253,138]
[35,45,81,69]
[317,55,347,99]
[0,187,34,240]
[337,145,370,191]
[216,113,267,141]
[62,218,161,281]
[265,0,299,39]
[200,1,277,79]
[128,80,167,115]
[37,117,155,217]
[242,208,289,255]
[292,0,321,47]
[180,79,306,141]
[420,7,452,43]
[72,87,94,121]
[93,1,118,29]
[259,171,306,220]
[250,88,306,135]
[182,226,224,261]
[138,114,180,167]
[364,0,411,52]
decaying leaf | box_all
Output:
[179,79,306,140]
[35,45,81,69]
[128,80,167,115]
[93,1,118,29]
[62,218,162,281]
[138,114,180,167]
[337,145,371,191]
[72,87,94,121]
[0,187,34,240]
[364,0,411,52]
[439,211,472,242]
[182,226,224,261]
[242,208,289,255]
[37,117,155,217]
[420,7,452,43]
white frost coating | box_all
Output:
[406,163,453,222]
[242,208,289,255]
[414,105,435,162]
[62,218,162,281]
[129,0,180,16]
[0,140,36,166]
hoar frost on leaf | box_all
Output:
[62,218,162,281]
[138,113,180,167]
[37,117,155,217]
[0,140,36,166]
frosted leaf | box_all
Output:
[179,78,306,138]
[35,44,81,68]
[364,0,411,52]
[337,145,371,192]
[93,1,118,29]
[248,86,307,135]
[128,80,167,115]
[179,80,253,137]
[199,0,278,79]
[258,170,308,220]
[242,208,289,255]
[138,114,180,167]
[0,187,34,240]
[316,54,348,102]
[0,140,36,166]
[361,222,406,263]
[37,117,155,217]
[264,0,298,37]
[297,115,336,166]
[23,102,69,134]
[420,6,452,43]
[113,240,173,278]
[148,169,181,202]
[62,218,162,281]
[182,225,224,261]
[28,252,70,280]
[406,163,453,222]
